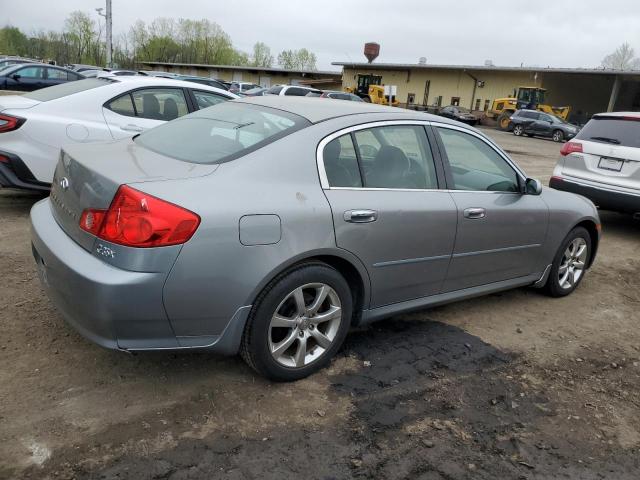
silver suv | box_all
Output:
[550,112,640,214]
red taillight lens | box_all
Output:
[560,141,583,156]
[0,114,26,133]
[79,185,200,247]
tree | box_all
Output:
[0,27,29,56]
[277,48,317,70]
[251,42,273,68]
[601,42,640,71]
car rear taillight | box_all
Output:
[560,141,583,156]
[0,114,26,133]
[80,185,200,247]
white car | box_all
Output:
[0,76,237,190]
[550,111,640,215]
[265,85,323,97]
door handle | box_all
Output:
[344,209,378,223]
[463,207,486,219]
[122,124,144,132]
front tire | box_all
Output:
[513,124,524,136]
[240,263,353,381]
[543,227,591,297]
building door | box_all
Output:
[423,80,430,106]
[451,97,460,106]
[259,76,271,87]
[475,98,481,111]
[484,99,490,111]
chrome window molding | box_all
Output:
[316,119,527,193]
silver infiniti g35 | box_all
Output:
[30,97,601,381]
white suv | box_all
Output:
[550,112,640,215]
[266,85,323,96]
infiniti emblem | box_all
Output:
[59,177,70,190]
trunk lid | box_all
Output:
[0,95,41,112]
[50,138,218,251]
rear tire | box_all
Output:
[552,130,564,142]
[240,262,353,381]
[543,227,591,298]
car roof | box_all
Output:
[106,76,238,97]
[593,111,640,119]
[235,95,454,124]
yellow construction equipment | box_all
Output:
[345,74,399,106]
[487,87,571,130]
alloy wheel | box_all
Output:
[558,238,588,289]
[514,125,523,136]
[268,283,342,368]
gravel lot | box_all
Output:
[1,128,639,479]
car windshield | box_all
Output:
[576,117,640,148]
[134,102,311,164]
[23,78,114,101]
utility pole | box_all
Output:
[96,0,112,68]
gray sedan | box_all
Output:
[30,97,601,381]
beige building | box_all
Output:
[334,62,640,123]
[139,61,342,90]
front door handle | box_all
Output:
[344,209,378,223]
[463,207,486,219]
[122,124,144,132]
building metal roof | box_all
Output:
[139,61,340,76]
[333,61,640,76]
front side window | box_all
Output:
[17,66,45,79]
[436,127,519,192]
[267,85,283,95]
[284,87,308,96]
[323,125,438,190]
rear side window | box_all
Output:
[46,68,69,80]
[135,102,310,164]
[24,78,112,101]
[519,111,539,119]
[107,94,135,116]
[267,86,283,95]
[132,88,188,121]
[576,117,640,148]
[323,135,362,188]
[284,87,308,96]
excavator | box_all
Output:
[345,74,399,106]
[487,87,571,130]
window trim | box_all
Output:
[316,120,447,191]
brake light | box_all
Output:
[560,141,583,156]
[80,185,200,247]
[0,114,26,133]
[0,154,9,163]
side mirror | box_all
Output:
[525,178,542,195]
[11,74,20,81]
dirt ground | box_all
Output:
[1,129,639,480]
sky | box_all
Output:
[2,0,640,71]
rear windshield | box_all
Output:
[24,78,114,101]
[134,102,310,164]
[576,117,640,148]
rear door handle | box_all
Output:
[344,209,378,223]
[463,207,486,219]
[122,124,144,132]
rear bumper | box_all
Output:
[30,199,251,353]
[0,151,50,191]
[549,176,640,213]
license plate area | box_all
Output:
[598,157,624,172]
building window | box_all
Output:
[407,93,416,104]
[451,97,460,106]
[475,98,481,111]
[484,99,490,111]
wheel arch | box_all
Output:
[245,248,371,327]
[574,219,600,268]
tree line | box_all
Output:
[0,12,317,71]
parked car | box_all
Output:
[70,64,102,73]
[138,70,178,79]
[550,112,640,214]
[266,85,323,97]
[0,57,38,69]
[320,91,364,102]
[79,69,105,78]
[0,63,84,92]
[0,77,237,190]
[243,87,269,96]
[510,109,579,142]
[106,69,138,76]
[438,105,479,125]
[173,75,229,91]
[229,81,260,94]
[30,97,600,381]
